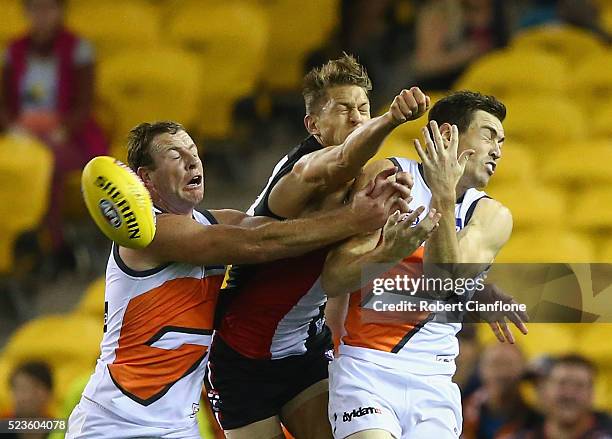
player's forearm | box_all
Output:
[252,206,363,261]
[323,244,406,297]
[331,114,397,182]
[424,195,460,264]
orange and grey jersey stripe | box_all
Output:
[339,157,489,375]
[82,209,225,430]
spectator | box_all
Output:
[518,0,611,43]
[412,0,510,90]
[0,0,108,271]
[3,361,54,439]
[522,354,612,439]
[463,343,542,438]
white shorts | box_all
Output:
[65,396,201,439]
[328,355,462,439]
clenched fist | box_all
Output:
[385,87,431,127]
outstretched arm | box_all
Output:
[268,88,430,218]
[126,168,411,267]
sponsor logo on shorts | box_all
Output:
[99,199,122,228]
[342,406,382,422]
[207,389,221,413]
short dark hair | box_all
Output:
[10,361,53,391]
[428,91,506,133]
[127,121,184,171]
[551,354,597,378]
[302,53,372,114]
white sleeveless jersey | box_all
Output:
[339,158,489,376]
[81,209,225,430]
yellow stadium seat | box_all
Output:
[541,140,612,187]
[511,25,605,66]
[571,188,612,230]
[74,276,105,319]
[595,372,612,412]
[502,96,587,145]
[593,101,612,139]
[0,134,53,273]
[98,47,202,139]
[369,135,417,164]
[517,324,579,359]
[577,324,612,365]
[261,0,339,91]
[0,0,27,48]
[453,49,567,99]
[599,237,612,262]
[487,184,567,230]
[604,7,612,33]
[486,142,537,187]
[496,229,594,263]
[478,323,578,359]
[0,315,102,416]
[66,1,160,60]
[167,1,269,138]
[571,51,612,114]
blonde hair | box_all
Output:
[302,53,372,114]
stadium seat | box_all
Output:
[167,1,269,138]
[571,51,612,114]
[0,0,26,48]
[593,100,612,139]
[517,324,579,359]
[501,96,587,146]
[541,140,612,187]
[478,323,578,359]
[261,0,339,91]
[369,135,418,164]
[595,372,612,412]
[511,25,605,67]
[599,238,612,262]
[577,324,612,366]
[0,134,53,273]
[453,49,567,100]
[74,276,105,319]
[97,47,202,139]
[486,184,567,230]
[0,315,102,415]
[66,1,160,60]
[486,142,537,187]
[495,229,594,263]
[604,6,612,34]
[571,188,612,230]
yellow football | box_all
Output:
[81,156,156,249]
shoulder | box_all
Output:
[474,198,512,223]
[470,198,513,244]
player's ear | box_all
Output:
[439,123,452,142]
[137,167,153,188]
[304,114,320,136]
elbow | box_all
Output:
[321,273,344,298]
